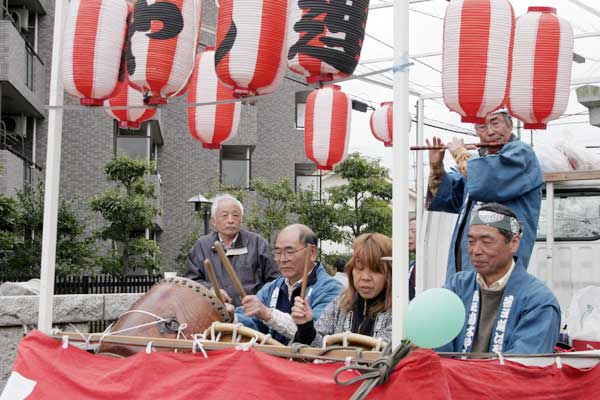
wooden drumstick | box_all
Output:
[300,246,312,300]
[214,241,247,299]
[203,259,224,304]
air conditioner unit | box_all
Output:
[8,6,29,31]
[0,115,27,137]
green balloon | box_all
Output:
[404,288,466,349]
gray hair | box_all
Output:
[211,193,244,217]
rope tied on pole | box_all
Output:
[333,340,412,400]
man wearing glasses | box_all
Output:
[426,109,543,281]
[231,224,344,345]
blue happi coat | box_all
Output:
[437,258,560,354]
[429,138,543,279]
[236,263,343,344]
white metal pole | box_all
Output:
[392,0,410,348]
[38,0,67,334]
[415,98,425,296]
[546,182,555,292]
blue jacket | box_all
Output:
[236,263,343,343]
[437,258,560,354]
[429,139,543,279]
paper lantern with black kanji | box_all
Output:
[304,86,351,170]
[508,7,573,130]
[127,0,202,105]
[187,49,241,149]
[105,77,156,130]
[370,102,393,147]
[215,0,288,97]
[287,0,369,83]
[63,0,128,106]
[442,0,515,123]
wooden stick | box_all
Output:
[213,241,247,299]
[55,331,384,363]
[203,259,224,304]
[410,141,506,151]
[300,246,312,299]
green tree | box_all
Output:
[293,189,343,244]
[327,153,392,243]
[245,177,296,244]
[90,156,161,275]
[0,185,97,276]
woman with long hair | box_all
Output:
[291,232,393,346]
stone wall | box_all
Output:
[0,293,142,392]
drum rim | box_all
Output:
[157,277,232,322]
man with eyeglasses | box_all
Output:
[186,193,280,307]
[425,109,543,281]
[231,224,344,345]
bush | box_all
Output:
[90,157,161,274]
[0,185,97,276]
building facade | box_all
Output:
[1,1,320,271]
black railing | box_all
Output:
[0,274,164,294]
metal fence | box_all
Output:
[0,274,163,294]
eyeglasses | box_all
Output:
[272,247,306,260]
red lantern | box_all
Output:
[370,102,393,147]
[508,7,573,130]
[215,0,288,97]
[63,0,128,106]
[442,0,515,123]
[105,77,156,130]
[287,0,369,83]
[187,49,241,149]
[304,85,351,171]
[127,0,202,105]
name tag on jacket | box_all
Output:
[226,247,248,256]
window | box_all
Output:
[114,123,151,160]
[220,145,252,189]
[537,191,600,241]
[295,163,321,201]
[295,91,311,130]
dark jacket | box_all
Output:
[186,229,280,307]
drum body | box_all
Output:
[203,322,284,347]
[97,277,230,357]
[323,332,387,352]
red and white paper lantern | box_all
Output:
[370,102,393,147]
[215,0,288,97]
[187,49,241,149]
[63,0,128,106]
[127,0,202,105]
[304,85,351,171]
[508,7,574,130]
[105,77,156,130]
[287,0,369,83]
[442,0,515,123]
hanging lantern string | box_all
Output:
[45,91,273,110]
[326,62,413,85]
[46,63,412,111]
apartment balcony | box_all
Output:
[0,18,45,118]
[0,147,41,196]
[7,1,48,15]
